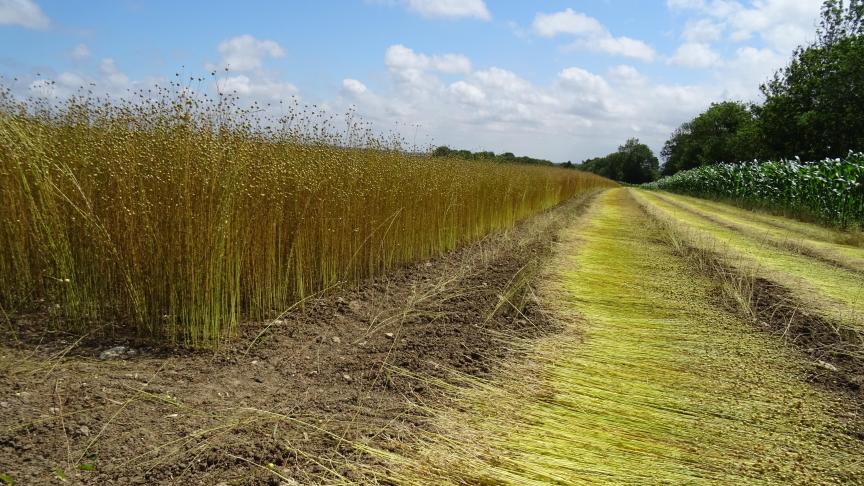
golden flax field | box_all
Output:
[0,84,614,347]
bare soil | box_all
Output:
[0,193,597,485]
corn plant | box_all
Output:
[645,155,864,228]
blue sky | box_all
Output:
[0,0,824,161]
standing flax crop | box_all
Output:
[645,154,864,228]
[0,81,614,347]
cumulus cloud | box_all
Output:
[667,0,706,9]
[8,0,823,168]
[57,71,86,88]
[568,36,657,62]
[203,35,299,104]
[532,9,606,37]
[404,0,490,20]
[0,0,49,29]
[331,43,725,162]
[558,67,610,96]
[448,80,486,105]
[216,34,285,72]
[29,79,56,98]
[218,75,297,100]
[681,18,724,42]
[342,78,368,96]
[533,8,656,61]
[607,65,646,85]
[385,44,471,74]
[69,43,91,60]
[668,42,723,68]
[99,58,130,87]
[668,0,822,54]
[715,46,786,98]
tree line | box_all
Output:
[574,0,863,183]
[661,0,864,177]
[431,146,555,166]
[576,138,659,184]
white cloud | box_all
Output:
[681,18,724,42]
[607,65,646,85]
[532,9,606,37]
[715,46,786,98]
[472,67,529,92]
[667,0,707,9]
[0,0,49,29]
[69,43,91,60]
[385,44,472,74]
[217,34,285,72]
[100,58,130,87]
[342,78,368,95]
[668,42,723,68]
[218,74,297,100]
[204,36,298,103]
[57,71,86,88]
[558,67,610,95]
[8,0,823,170]
[569,36,657,62]
[404,0,490,20]
[668,0,822,54]
[331,44,723,162]
[533,8,656,61]
[449,81,486,105]
[29,79,56,98]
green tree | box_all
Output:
[616,138,660,183]
[758,0,864,160]
[579,138,659,183]
[430,146,554,166]
[660,101,764,176]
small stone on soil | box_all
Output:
[816,360,838,372]
[99,346,136,360]
[342,374,352,382]
[331,336,342,344]
[384,333,395,339]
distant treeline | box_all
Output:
[433,141,662,185]
[431,146,556,167]
[661,0,864,176]
[577,138,659,184]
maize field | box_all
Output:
[645,155,864,227]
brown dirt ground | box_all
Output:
[0,192,599,485]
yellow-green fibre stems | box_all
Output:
[634,190,864,333]
[666,193,864,249]
[384,188,864,485]
[649,191,864,273]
